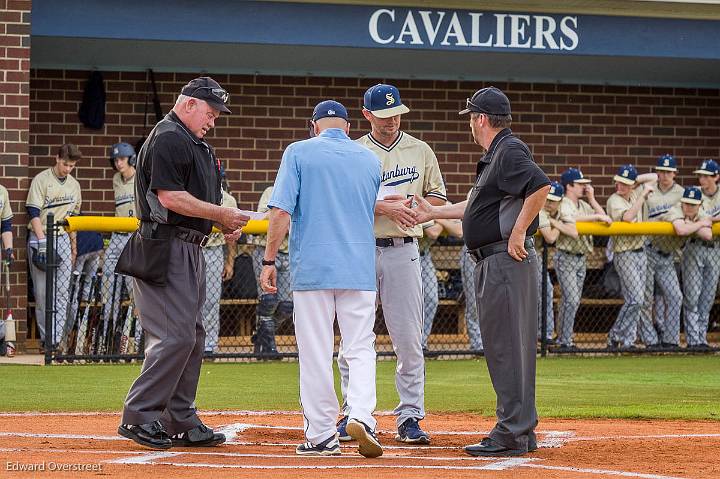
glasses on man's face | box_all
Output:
[192,86,229,104]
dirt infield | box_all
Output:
[0,411,718,478]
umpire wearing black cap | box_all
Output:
[118,77,249,449]
[414,87,550,457]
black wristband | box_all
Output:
[261,259,276,266]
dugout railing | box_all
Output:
[36,214,720,364]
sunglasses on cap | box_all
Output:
[465,98,486,114]
[190,86,230,104]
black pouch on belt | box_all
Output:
[115,230,170,286]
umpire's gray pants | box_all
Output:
[554,251,585,346]
[29,233,72,346]
[475,249,538,452]
[338,240,425,427]
[643,247,682,345]
[535,251,554,342]
[420,252,438,349]
[682,243,720,346]
[201,245,224,353]
[609,250,653,347]
[460,246,483,351]
[121,237,206,435]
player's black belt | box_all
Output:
[647,244,672,257]
[139,222,209,247]
[469,237,534,262]
[376,236,414,247]
[557,249,585,257]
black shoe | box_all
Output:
[555,344,577,353]
[687,343,711,352]
[464,437,526,457]
[661,342,679,349]
[645,343,662,351]
[118,421,172,450]
[607,340,620,351]
[170,424,226,447]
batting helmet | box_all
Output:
[109,142,137,169]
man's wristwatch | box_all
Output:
[262,259,276,266]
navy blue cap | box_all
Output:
[363,84,410,118]
[547,181,565,201]
[312,100,348,122]
[655,154,678,172]
[681,186,702,205]
[694,159,719,176]
[560,168,591,186]
[459,86,511,116]
[613,164,638,185]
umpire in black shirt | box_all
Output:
[118,77,249,449]
[414,87,550,457]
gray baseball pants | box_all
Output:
[121,237,205,435]
[536,257,555,341]
[609,250,657,347]
[475,248,538,452]
[554,251,585,346]
[201,245,224,353]
[338,239,425,427]
[460,246,483,351]
[643,247,682,345]
[420,251,438,350]
[682,243,720,346]
[29,232,72,346]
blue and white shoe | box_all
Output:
[346,419,383,458]
[395,418,430,444]
[295,434,341,456]
[336,416,352,442]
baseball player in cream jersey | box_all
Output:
[606,165,658,350]
[337,84,446,444]
[102,143,137,350]
[536,182,563,343]
[202,185,238,355]
[684,160,720,350]
[0,185,13,267]
[642,154,683,348]
[26,144,83,349]
[555,169,612,350]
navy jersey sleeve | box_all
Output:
[149,132,192,192]
[497,145,550,198]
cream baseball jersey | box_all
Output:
[113,172,136,218]
[26,168,81,235]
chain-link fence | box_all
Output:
[35,216,719,363]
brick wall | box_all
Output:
[1,0,31,344]
[30,70,720,211]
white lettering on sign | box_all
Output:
[368,9,579,51]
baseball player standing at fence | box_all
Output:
[414,86,550,457]
[118,77,248,449]
[337,84,446,445]
[555,168,612,351]
[201,169,238,356]
[260,100,383,458]
[26,144,83,351]
[683,160,720,350]
[668,186,713,350]
[250,185,293,359]
[606,164,659,350]
[642,154,683,348]
[535,181,566,344]
[0,183,13,270]
[102,142,137,351]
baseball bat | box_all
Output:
[119,301,134,355]
[100,273,119,355]
[3,260,15,357]
[58,271,79,354]
[74,272,97,355]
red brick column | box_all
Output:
[1,0,32,349]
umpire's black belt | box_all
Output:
[376,236,414,247]
[469,238,534,262]
[140,222,209,247]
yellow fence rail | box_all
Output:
[64,216,270,235]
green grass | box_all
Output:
[1,356,718,420]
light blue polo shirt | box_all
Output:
[268,128,381,291]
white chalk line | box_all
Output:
[524,463,687,479]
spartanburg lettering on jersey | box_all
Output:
[382,164,421,186]
[646,183,683,220]
[369,9,579,50]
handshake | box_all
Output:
[377,195,437,228]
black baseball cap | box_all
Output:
[459,86,511,116]
[181,76,231,114]
[312,100,348,121]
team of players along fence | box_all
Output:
[35,215,720,363]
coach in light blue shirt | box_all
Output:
[259,100,385,458]
[265,102,381,291]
